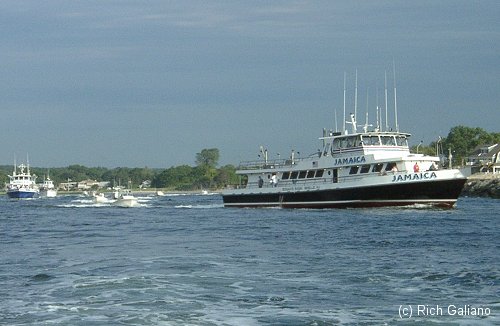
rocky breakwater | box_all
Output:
[461,173,500,199]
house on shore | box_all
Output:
[466,143,500,174]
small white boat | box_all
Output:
[93,192,111,203]
[156,190,165,196]
[113,190,139,208]
[39,176,57,198]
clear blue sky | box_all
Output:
[0,1,498,168]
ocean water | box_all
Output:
[0,194,498,325]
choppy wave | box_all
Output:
[1,197,498,325]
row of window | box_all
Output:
[281,169,325,180]
[349,162,397,175]
[331,135,408,150]
[278,162,397,180]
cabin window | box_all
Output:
[372,163,384,173]
[385,162,397,171]
[307,170,315,178]
[382,136,396,146]
[346,137,356,148]
[298,171,307,179]
[282,172,290,180]
[332,139,341,150]
[315,169,324,178]
[396,136,407,146]
[290,171,299,179]
[349,166,359,174]
[360,165,371,173]
[366,136,380,145]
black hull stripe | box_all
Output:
[223,179,466,209]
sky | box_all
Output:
[0,0,498,168]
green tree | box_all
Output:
[152,165,195,189]
[442,126,500,165]
[195,148,219,168]
[214,164,238,188]
[194,148,220,189]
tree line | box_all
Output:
[0,148,239,191]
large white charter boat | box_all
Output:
[222,73,466,209]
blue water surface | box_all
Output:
[0,194,498,325]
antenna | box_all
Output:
[354,69,358,124]
[376,83,381,131]
[384,71,389,131]
[363,90,373,133]
[376,105,380,131]
[343,72,346,133]
[393,61,399,132]
[334,109,338,132]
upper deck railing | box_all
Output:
[238,156,313,170]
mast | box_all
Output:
[366,88,369,121]
[363,89,372,133]
[354,69,358,125]
[343,72,346,134]
[27,153,30,175]
[376,84,381,131]
[393,61,399,132]
[384,71,389,131]
[334,109,338,132]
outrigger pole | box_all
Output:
[385,71,389,132]
[343,72,346,134]
[354,69,358,126]
[393,60,399,132]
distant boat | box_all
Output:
[93,192,111,203]
[7,162,39,199]
[156,190,165,196]
[113,186,139,207]
[39,175,57,198]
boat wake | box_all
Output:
[174,204,224,209]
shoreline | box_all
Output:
[461,173,500,199]
[2,174,498,199]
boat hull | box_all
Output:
[114,196,139,208]
[222,178,466,209]
[40,189,57,198]
[7,190,39,199]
